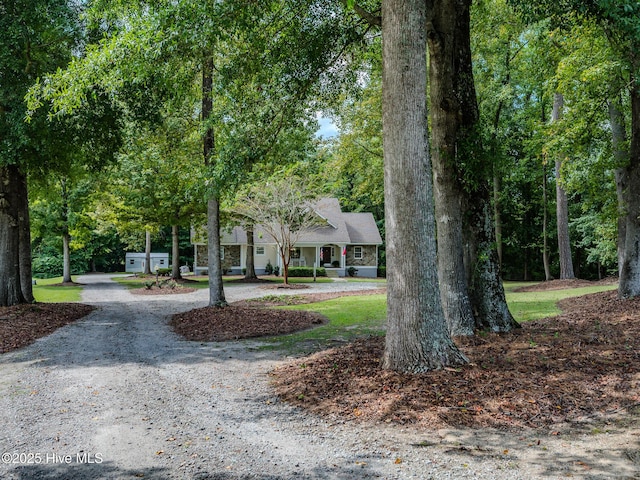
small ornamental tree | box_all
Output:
[235,178,325,285]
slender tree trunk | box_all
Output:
[0,165,28,306]
[16,167,33,302]
[427,0,475,336]
[609,99,629,277]
[61,178,72,284]
[542,162,552,281]
[552,93,575,279]
[493,175,503,266]
[62,233,72,283]
[171,225,182,280]
[380,0,466,372]
[619,56,640,298]
[244,224,257,280]
[203,56,226,306]
[144,230,152,275]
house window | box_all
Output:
[331,247,335,257]
[354,246,363,259]
[220,247,225,260]
[129,259,134,265]
[256,246,265,255]
[159,259,165,265]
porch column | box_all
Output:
[341,244,346,269]
[240,245,246,270]
[315,245,320,268]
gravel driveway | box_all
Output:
[0,274,637,479]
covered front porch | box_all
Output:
[288,244,346,275]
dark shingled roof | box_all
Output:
[218,198,382,246]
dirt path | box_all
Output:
[0,275,638,479]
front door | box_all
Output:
[320,246,332,266]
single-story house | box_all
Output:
[125,252,169,273]
[191,197,383,278]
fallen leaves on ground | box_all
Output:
[0,303,95,353]
[271,290,640,430]
[170,305,327,341]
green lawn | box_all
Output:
[261,294,387,352]
[503,281,617,322]
[260,280,618,352]
[33,277,83,302]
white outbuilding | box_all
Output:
[125,253,169,273]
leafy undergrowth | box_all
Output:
[271,290,640,431]
[0,303,95,353]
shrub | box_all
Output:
[377,266,386,278]
[264,260,273,275]
[287,266,327,277]
[331,260,340,268]
[273,265,280,276]
[156,268,171,276]
[347,266,358,277]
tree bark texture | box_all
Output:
[380,0,466,372]
[244,224,257,280]
[431,0,517,333]
[16,167,33,302]
[552,93,575,279]
[427,0,475,336]
[203,56,226,306]
[465,190,519,332]
[171,225,182,280]
[0,164,30,306]
[619,59,640,298]
[609,100,629,277]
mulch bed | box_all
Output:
[0,303,95,353]
[271,290,640,431]
[235,288,387,307]
[170,305,327,341]
[131,286,197,295]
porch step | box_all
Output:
[325,269,339,278]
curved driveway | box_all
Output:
[0,275,634,479]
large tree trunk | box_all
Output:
[619,58,640,298]
[171,225,182,280]
[427,0,475,336]
[466,187,520,332]
[0,164,29,306]
[456,0,516,332]
[16,167,34,302]
[609,99,629,277]
[552,93,575,279]
[244,223,258,280]
[144,230,152,275]
[203,56,226,306]
[380,0,466,372]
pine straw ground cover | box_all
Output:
[271,290,640,431]
[0,303,95,353]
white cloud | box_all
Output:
[315,114,339,139]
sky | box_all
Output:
[315,115,339,139]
